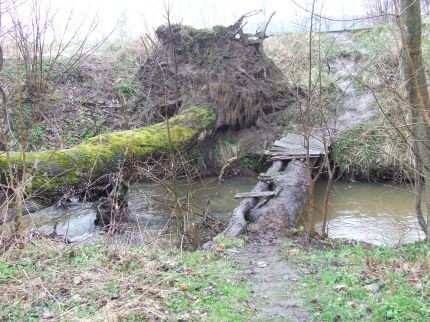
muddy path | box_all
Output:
[236,239,309,321]
[233,32,377,320]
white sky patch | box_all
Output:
[4,0,369,42]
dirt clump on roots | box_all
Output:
[138,18,295,130]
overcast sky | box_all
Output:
[5,0,369,41]
[75,0,368,37]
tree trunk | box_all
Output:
[400,0,430,240]
[223,161,283,237]
[222,159,310,240]
[0,105,216,198]
[0,4,12,149]
[248,160,309,239]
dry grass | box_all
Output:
[265,32,338,89]
[0,234,250,321]
[211,140,241,168]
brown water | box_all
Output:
[313,180,424,245]
[13,177,425,245]
[129,177,424,245]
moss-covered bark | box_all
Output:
[0,105,216,195]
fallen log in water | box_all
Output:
[223,161,283,237]
[248,160,309,239]
[0,105,216,199]
[223,160,309,239]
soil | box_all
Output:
[137,22,296,131]
[330,33,376,132]
[237,238,310,321]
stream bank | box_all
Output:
[1,231,428,321]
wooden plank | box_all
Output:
[277,133,327,151]
[271,146,324,156]
[266,149,322,155]
[269,156,311,161]
[234,191,276,199]
[269,157,301,161]
[274,140,304,147]
[266,152,321,157]
[272,144,324,153]
[269,154,321,159]
[266,146,288,151]
[234,186,283,199]
[258,175,274,181]
[273,186,282,196]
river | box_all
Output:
[13,177,425,245]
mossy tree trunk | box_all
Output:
[0,105,216,199]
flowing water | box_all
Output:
[1,203,99,243]
[13,177,425,245]
[130,177,424,245]
[313,180,424,245]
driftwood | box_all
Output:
[218,155,241,183]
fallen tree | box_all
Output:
[0,105,216,197]
[0,17,294,197]
[1,17,298,231]
[138,16,294,131]
[224,161,283,237]
[248,160,309,239]
[223,159,309,240]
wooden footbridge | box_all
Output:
[225,133,328,237]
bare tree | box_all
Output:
[398,0,430,241]
[0,0,12,148]
[7,0,108,119]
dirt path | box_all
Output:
[236,239,309,321]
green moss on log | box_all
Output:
[0,105,216,193]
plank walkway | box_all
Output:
[264,133,327,161]
[237,133,328,198]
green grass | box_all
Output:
[114,78,139,97]
[0,237,250,321]
[351,24,397,56]
[286,241,430,321]
[168,251,250,321]
[241,156,260,170]
[0,261,17,281]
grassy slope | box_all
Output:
[265,26,419,182]
[283,238,430,321]
[1,237,429,321]
[0,42,145,152]
[0,236,250,321]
